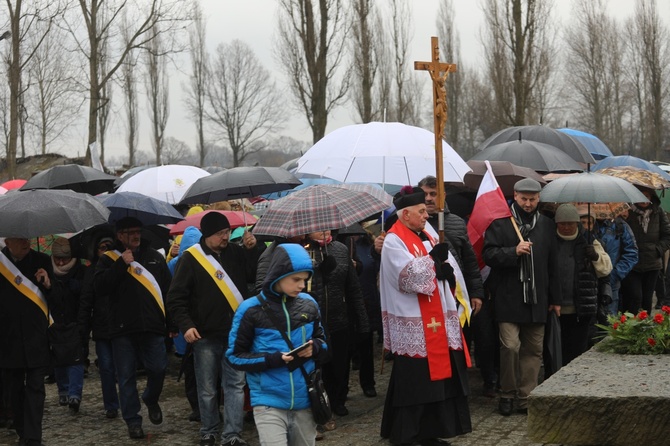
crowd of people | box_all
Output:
[0,172,667,446]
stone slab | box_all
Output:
[528,349,670,446]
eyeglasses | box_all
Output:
[211,229,231,238]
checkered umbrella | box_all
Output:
[252,184,393,238]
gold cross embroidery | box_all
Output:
[426,317,442,333]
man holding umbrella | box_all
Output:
[482,179,560,416]
[0,237,53,446]
[94,217,173,440]
[167,212,261,446]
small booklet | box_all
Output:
[286,342,310,357]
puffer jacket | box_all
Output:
[303,240,370,335]
[226,244,328,410]
[167,226,202,275]
[556,230,598,318]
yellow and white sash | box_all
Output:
[105,250,165,316]
[0,250,51,322]
[187,244,244,311]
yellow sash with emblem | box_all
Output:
[105,250,165,316]
[187,244,244,311]
[0,250,51,322]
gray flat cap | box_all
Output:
[514,178,542,193]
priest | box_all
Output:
[379,186,472,446]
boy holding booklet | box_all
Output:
[227,244,328,446]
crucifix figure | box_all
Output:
[414,36,457,242]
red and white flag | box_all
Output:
[467,160,512,280]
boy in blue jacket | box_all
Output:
[227,244,328,446]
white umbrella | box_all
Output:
[116,165,210,204]
[294,122,471,186]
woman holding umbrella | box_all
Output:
[622,187,670,313]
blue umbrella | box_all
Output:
[592,155,670,181]
[97,191,184,225]
[558,128,613,160]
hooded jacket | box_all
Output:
[226,244,328,411]
[167,226,202,276]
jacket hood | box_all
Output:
[179,226,202,255]
[262,243,313,297]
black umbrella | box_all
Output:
[479,125,596,165]
[97,192,184,225]
[179,166,302,205]
[0,189,110,238]
[20,164,117,195]
[469,139,584,173]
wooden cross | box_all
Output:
[415,36,457,242]
[426,317,442,333]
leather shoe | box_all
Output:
[128,425,144,439]
[498,398,513,416]
[143,399,162,425]
[105,409,118,419]
[189,410,201,422]
[363,387,377,397]
[333,405,349,416]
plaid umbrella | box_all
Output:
[596,166,670,190]
[252,184,393,238]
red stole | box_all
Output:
[389,220,452,381]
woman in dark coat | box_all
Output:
[622,187,670,313]
[303,230,370,419]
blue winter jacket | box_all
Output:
[596,218,638,283]
[226,244,328,410]
[167,226,202,276]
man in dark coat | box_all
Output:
[0,237,53,446]
[483,179,560,416]
[94,217,173,440]
[167,212,261,446]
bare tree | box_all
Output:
[388,0,413,123]
[482,0,556,127]
[97,24,113,165]
[564,0,630,153]
[162,136,193,164]
[120,14,140,167]
[276,0,349,143]
[145,24,169,165]
[206,40,286,167]
[4,1,64,178]
[625,0,670,159]
[184,0,208,166]
[27,21,83,155]
[348,0,384,123]
[70,0,186,164]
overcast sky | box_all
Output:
[94,0,659,164]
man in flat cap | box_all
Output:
[94,217,173,440]
[379,186,473,446]
[482,178,560,416]
[167,212,261,446]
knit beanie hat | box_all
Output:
[200,212,231,238]
[554,204,580,223]
[51,237,72,258]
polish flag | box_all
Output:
[467,161,512,279]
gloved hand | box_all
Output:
[319,255,337,276]
[435,261,456,288]
[584,244,599,261]
[429,242,451,263]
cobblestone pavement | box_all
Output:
[1,342,556,446]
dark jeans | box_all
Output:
[95,340,119,412]
[5,367,47,445]
[322,329,350,409]
[621,270,659,313]
[112,334,167,427]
